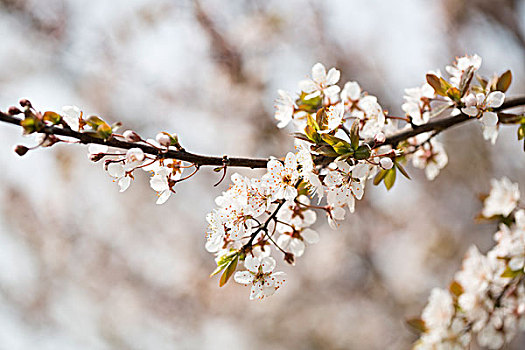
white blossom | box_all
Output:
[482,177,520,218]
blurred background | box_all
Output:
[0,0,524,349]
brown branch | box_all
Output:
[374,96,525,147]
[1,96,524,169]
[0,111,269,168]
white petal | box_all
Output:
[326,68,340,85]
[352,182,364,200]
[260,256,276,274]
[284,152,297,170]
[107,163,125,178]
[244,255,260,273]
[234,271,254,285]
[311,63,326,83]
[156,190,171,204]
[481,112,498,127]
[250,281,264,300]
[283,186,298,201]
[290,238,305,257]
[461,106,479,116]
[89,144,109,154]
[301,228,320,244]
[298,80,316,93]
[486,91,505,108]
[118,177,131,192]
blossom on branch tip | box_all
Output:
[482,177,520,218]
[299,62,341,101]
[234,255,286,300]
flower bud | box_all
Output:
[13,145,29,156]
[374,132,386,144]
[89,153,105,162]
[156,133,171,147]
[123,130,141,142]
[19,99,32,108]
[379,157,393,169]
[126,147,145,163]
[284,252,295,265]
[8,106,22,115]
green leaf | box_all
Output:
[446,87,461,102]
[518,124,525,141]
[395,161,411,180]
[316,108,328,130]
[321,134,348,147]
[296,92,322,113]
[292,133,314,143]
[307,114,320,131]
[496,70,512,93]
[96,123,113,140]
[354,144,371,160]
[219,255,238,287]
[20,117,38,135]
[85,116,106,129]
[316,145,339,157]
[384,167,396,190]
[426,74,451,96]
[334,153,354,162]
[43,111,62,125]
[373,169,388,186]
[501,266,522,279]
[350,119,360,150]
[406,318,427,334]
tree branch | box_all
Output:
[1,96,524,169]
[377,96,525,147]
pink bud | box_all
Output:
[156,133,171,147]
[123,130,141,142]
[19,99,32,108]
[8,106,22,115]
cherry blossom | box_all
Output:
[482,177,520,218]
[234,255,286,300]
[299,62,341,101]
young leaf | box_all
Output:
[395,161,411,180]
[350,119,360,150]
[354,144,371,160]
[406,318,427,334]
[496,70,512,93]
[446,87,461,102]
[426,74,450,96]
[518,124,525,141]
[384,167,396,190]
[449,281,464,297]
[219,255,238,287]
[307,114,320,131]
[373,169,388,186]
[43,111,62,125]
[292,133,315,143]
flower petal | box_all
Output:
[234,271,254,285]
[486,91,505,108]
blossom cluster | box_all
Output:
[414,177,524,349]
[6,55,521,304]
